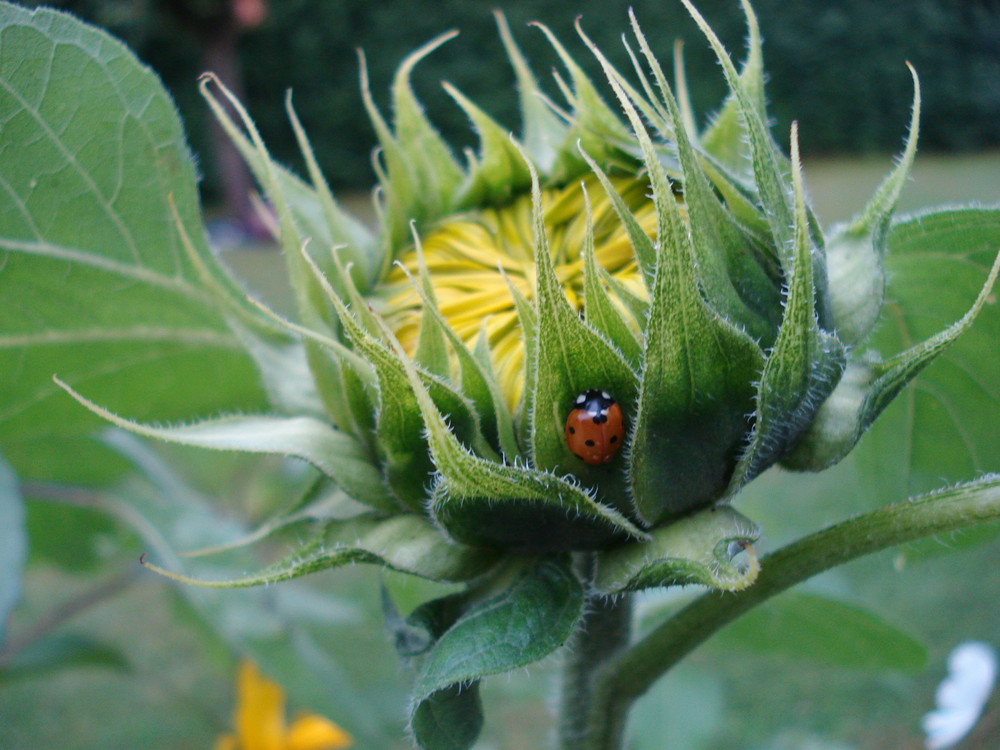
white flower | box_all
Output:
[922,641,997,750]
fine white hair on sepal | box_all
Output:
[922,641,997,750]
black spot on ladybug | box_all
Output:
[585,439,595,447]
[610,435,618,443]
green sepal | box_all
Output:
[577,147,657,284]
[728,134,846,489]
[139,514,500,588]
[401,256,520,461]
[697,0,766,178]
[593,507,760,594]
[581,192,643,369]
[599,266,650,329]
[532,22,636,183]
[680,0,796,264]
[389,34,465,211]
[240,291,376,441]
[54,381,398,513]
[412,559,584,700]
[784,249,1000,471]
[382,317,647,550]
[698,151,775,240]
[330,296,493,512]
[284,92,381,289]
[409,236,452,380]
[594,47,763,524]
[494,10,566,174]
[199,77,330,326]
[522,155,639,513]
[198,79,376,286]
[202,76,366,433]
[446,83,532,208]
[362,35,464,256]
[681,0,834,332]
[613,15,782,345]
[825,66,920,346]
[503,270,539,431]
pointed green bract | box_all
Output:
[330,295,491,511]
[522,156,639,511]
[531,22,635,182]
[594,507,760,594]
[391,33,465,209]
[446,83,532,208]
[626,12,780,345]
[382,314,647,549]
[577,147,657,284]
[53,380,398,514]
[140,515,500,588]
[825,66,921,346]
[364,34,464,254]
[581,191,643,369]
[494,11,565,174]
[589,35,764,523]
[698,0,766,177]
[279,90,382,291]
[400,258,520,461]
[786,246,1000,471]
[728,129,845,490]
[410,237,452,380]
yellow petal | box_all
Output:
[235,660,287,750]
[286,713,353,750]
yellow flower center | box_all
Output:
[380,175,654,409]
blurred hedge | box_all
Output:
[23,0,1000,198]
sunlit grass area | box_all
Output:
[3,153,998,750]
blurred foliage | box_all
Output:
[20,0,1000,202]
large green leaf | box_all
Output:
[0,454,26,646]
[854,207,1000,501]
[410,560,584,749]
[0,3,266,476]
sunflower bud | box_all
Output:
[185,1,997,564]
[200,0,1000,559]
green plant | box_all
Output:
[1,1,998,748]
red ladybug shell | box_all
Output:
[565,390,624,465]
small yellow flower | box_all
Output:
[214,660,352,750]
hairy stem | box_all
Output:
[558,554,633,750]
[583,475,1000,749]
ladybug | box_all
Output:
[565,390,625,465]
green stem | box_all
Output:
[582,475,1000,749]
[559,555,633,750]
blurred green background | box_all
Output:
[2,1,999,749]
